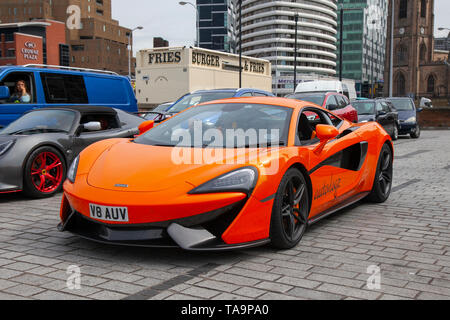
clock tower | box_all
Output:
[384,0,438,98]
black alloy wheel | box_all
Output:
[270,168,309,249]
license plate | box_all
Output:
[89,204,129,222]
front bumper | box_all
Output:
[58,191,270,251]
[398,122,417,135]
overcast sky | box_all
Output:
[112,0,450,54]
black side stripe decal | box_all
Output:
[309,141,368,175]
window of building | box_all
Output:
[397,44,408,65]
[396,73,406,96]
[399,0,407,19]
[420,44,427,62]
[427,75,435,93]
[421,0,427,18]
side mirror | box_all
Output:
[377,110,387,116]
[328,104,338,111]
[314,124,339,154]
[417,108,423,113]
[83,121,102,132]
[0,86,10,100]
[138,120,155,135]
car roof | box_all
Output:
[199,96,325,111]
[37,106,118,115]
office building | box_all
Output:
[0,0,134,75]
[197,0,236,52]
[336,0,388,97]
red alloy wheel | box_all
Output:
[30,152,63,193]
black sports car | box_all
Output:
[0,106,143,198]
[353,99,400,140]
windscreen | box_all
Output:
[2,109,75,135]
[168,92,236,114]
[388,99,415,111]
[135,103,292,148]
[286,93,326,106]
[352,102,375,115]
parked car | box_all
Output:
[352,99,399,140]
[0,106,143,198]
[0,65,138,128]
[294,80,357,101]
[58,97,393,251]
[286,92,358,123]
[152,88,275,122]
[386,97,422,139]
[139,102,174,121]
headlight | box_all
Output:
[0,140,14,157]
[405,117,416,123]
[360,120,370,123]
[67,155,80,183]
[188,167,258,195]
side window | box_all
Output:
[376,102,383,113]
[381,102,390,112]
[297,108,332,144]
[335,95,347,109]
[0,72,36,104]
[80,113,120,132]
[253,92,267,97]
[325,95,338,110]
[240,92,253,97]
[41,73,88,104]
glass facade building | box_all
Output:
[336,0,388,97]
[197,0,236,52]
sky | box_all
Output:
[111,0,450,55]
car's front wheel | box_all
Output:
[270,168,310,249]
[410,125,420,139]
[23,146,66,198]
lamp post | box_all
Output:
[370,19,377,99]
[128,26,143,79]
[238,0,242,88]
[179,1,199,47]
[389,0,395,97]
[293,12,299,93]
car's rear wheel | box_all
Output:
[366,143,393,203]
[23,146,66,198]
[410,125,420,139]
[270,168,309,249]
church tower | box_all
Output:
[384,0,435,97]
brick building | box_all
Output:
[0,0,134,76]
[0,20,68,67]
[384,0,449,99]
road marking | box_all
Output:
[122,263,218,300]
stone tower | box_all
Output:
[384,0,436,97]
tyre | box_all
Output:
[391,124,398,141]
[270,168,310,249]
[366,143,393,203]
[410,125,420,139]
[23,146,66,198]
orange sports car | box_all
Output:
[58,97,393,251]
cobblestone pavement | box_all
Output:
[0,130,449,300]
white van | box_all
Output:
[295,80,357,101]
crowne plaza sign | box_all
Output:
[21,41,39,60]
